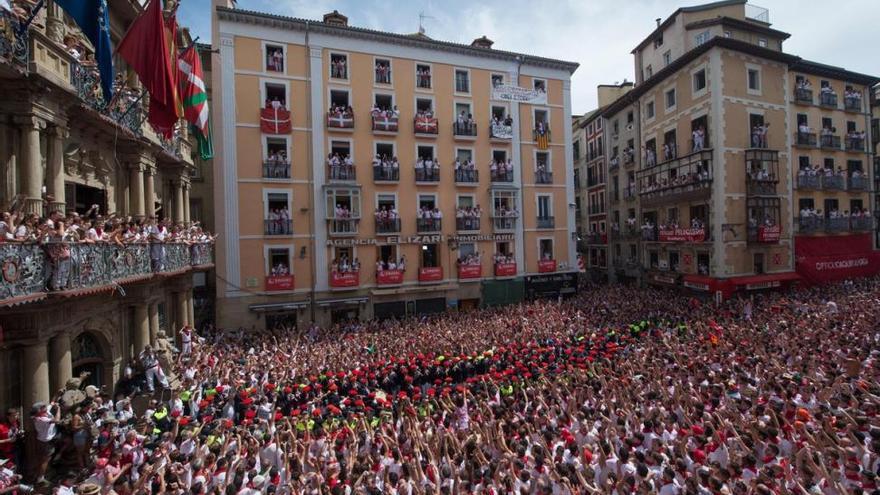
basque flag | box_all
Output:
[55,0,114,102]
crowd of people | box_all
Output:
[372,155,401,181]
[416,67,432,89]
[455,206,482,231]
[750,123,770,149]
[327,105,354,128]
[266,207,292,235]
[375,256,406,272]
[327,153,356,181]
[457,251,481,266]
[415,158,441,182]
[453,157,478,182]
[455,112,477,135]
[374,207,400,233]
[330,256,360,274]
[639,165,712,196]
[374,62,391,85]
[266,48,284,72]
[369,105,399,121]
[492,252,515,265]
[330,57,347,80]
[490,115,514,139]
[490,159,514,182]
[2,277,880,493]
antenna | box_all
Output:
[418,10,435,35]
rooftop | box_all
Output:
[216,6,579,73]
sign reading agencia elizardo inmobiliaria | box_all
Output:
[326,233,515,246]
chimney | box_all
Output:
[655,18,661,27]
[323,10,348,27]
[471,35,494,49]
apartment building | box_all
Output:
[212,4,579,327]
[0,3,209,411]
[605,100,642,283]
[600,0,878,298]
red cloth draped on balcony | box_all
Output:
[261,105,292,134]
[377,270,404,285]
[757,225,781,243]
[265,275,295,291]
[373,116,398,131]
[538,259,557,273]
[658,228,705,242]
[414,116,438,134]
[330,271,359,288]
[418,267,443,282]
[795,233,880,284]
[458,265,481,279]
[494,263,517,277]
[328,113,354,128]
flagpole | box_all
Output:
[16,0,45,34]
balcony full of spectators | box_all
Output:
[745,149,779,196]
[844,90,862,112]
[455,207,481,232]
[373,156,400,182]
[490,116,514,140]
[492,208,518,232]
[848,173,869,191]
[263,155,291,179]
[533,122,551,145]
[371,105,399,133]
[794,80,813,104]
[264,216,292,235]
[328,206,359,236]
[535,166,553,184]
[638,150,713,208]
[845,132,866,152]
[797,209,873,234]
[413,110,438,136]
[453,161,479,184]
[490,159,514,183]
[453,115,477,139]
[374,209,401,234]
[416,208,442,233]
[747,218,781,244]
[819,130,841,150]
[819,86,838,108]
[326,105,354,131]
[415,159,440,183]
[329,258,360,289]
[457,253,482,280]
[327,153,356,182]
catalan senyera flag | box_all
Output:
[535,129,550,150]
[116,0,178,137]
[177,45,212,159]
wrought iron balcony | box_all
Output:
[845,137,865,152]
[73,63,143,136]
[797,216,825,234]
[264,219,293,235]
[0,242,213,306]
[417,218,442,233]
[820,134,841,150]
[373,166,399,182]
[492,216,517,231]
[820,175,844,190]
[794,88,813,104]
[746,178,778,196]
[263,161,291,179]
[819,91,838,108]
[536,216,555,229]
[328,164,356,182]
[456,217,481,231]
[491,170,514,183]
[0,9,28,67]
[796,175,820,189]
[795,132,817,146]
[375,217,401,234]
[535,171,553,184]
[415,168,440,183]
[851,216,874,231]
[848,176,869,191]
[452,122,477,138]
[825,216,849,232]
[844,96,862,112]
[328,218,360,236]
[454,169,479,184]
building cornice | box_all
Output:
[216,7,579,74]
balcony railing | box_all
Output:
[820,134,841,150]
[376,269,404,286]
[796,175,820,189]
[328,218,360,236]
[0,242,212,305]
[797,216,825,234]
[371,115,398,133]
[798,216,875,233]
[0,9,28,67]
[454,169,479,184]
[848,176,869,191]
[536,216,555,229]
[491,170,514,183]
[456,217,481,231]
[492,216,517,231]
[820,175,844,190]
[851,216,874,231]
[746,179,778,196]
[825,216,849,232]
[638,150,713,207]
[415,168,440,183]
[490,123,513,140]
[264,219,293,235]
[373,166,399,182]
[417,218,442,233]
[263,161,291,179]
[328,164,356,182]
[74,63,143,137]
[844,96,862,112]
[610,226,640,241]
[375,217,401,234]
[535,171,553,184]
[329,270,359,288]
[327,112,355,129]
[624,186,638,200]
[586,232,607,244]
[453,122,477,138]
[414,116,439,135]
[795,132,817,146]
[845,137,866,152]
[819,92,838,108]
[794,88,813,104]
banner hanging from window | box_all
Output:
[492,84,547,104]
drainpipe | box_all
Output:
[305,20,317,324]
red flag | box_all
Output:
[116,0,178,137]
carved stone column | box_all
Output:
[22,341,50,408]
[17,116,45,216]
[49,332,72,394]
[173,180,184,222]
[144,166,156,217]
[46,126,67,214]
[129,163,145,218]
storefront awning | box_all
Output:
[316,297,369,307]
[249,301,310,312]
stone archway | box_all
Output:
[71,316,119,390]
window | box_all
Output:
[264,191,291,235]
[416,63,432,89]
[654,34,663,48]
[646,65,653,78]
[758,38,767,48]
[330,89,350,108]
[421,244,439,268]
[491,73,504,87]
[665,88,676,109]
[534,109,548,129]
[537,195,552,219]
[265,44,284,72]
[747,68,761,92]
[454,69,470,93]
[374,58,392,84]
[695,30,710,46]
[533,78,547,94]
[268,248,291,276]
[539,239,554,260]
[374,93,393,111]
[646,101,655,119]
[572,140,581,161]
[264,82,287,108]
[663,50,672,66]
[416,98,433,113]
[612,120,619,135]
[596,119,602,130]
[693,69,707,92]
[627,112,634,124]
[330,53,348,80]
[536,151,550,171]
[417,145,435,161]
[375,142,394,160]
[325,188,361,218]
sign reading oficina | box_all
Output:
[492,83,547,104]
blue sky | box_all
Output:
[179,0,879,114]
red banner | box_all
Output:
[327,114,354,128]
[418,267,443,282]
[658,228,706,242]
[330,271,359,288]
[538,259,557,273]
[795,234,880,284]
[376,269,404,285]
[458,264,482,279]
[373,116,398,132]
[758,225,781,243]
[260,106,291,134]
[265,275,294,291]
[414,116,438,134]
[495,263,517,277]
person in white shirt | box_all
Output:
[32,402,60,483]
